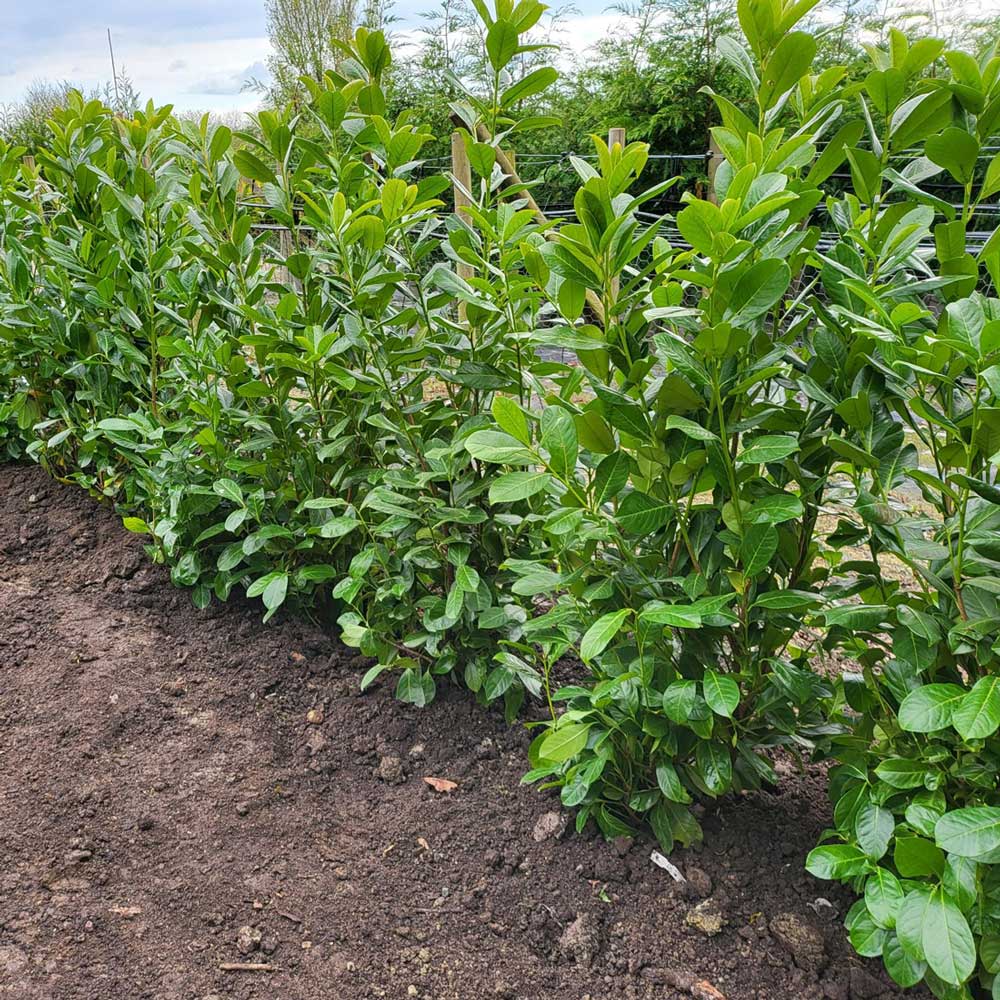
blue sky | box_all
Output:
[0,0,614,113]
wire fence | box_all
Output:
[241,138,1000,269]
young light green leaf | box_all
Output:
[898,683,966,733]
[952,676,1000,741]
[935,807,1000,859]
[579,609,631,663]
[921,886,976,986]
[488,471,551,504]
[805,844,871,880]
[856,802,895,861]
[865,868,904,929]
[538,722,591,764]
[465,430,535,464]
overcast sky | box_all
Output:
[0,0,992,115]
[0,0,619,114]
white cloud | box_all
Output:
[0,30,271,113]
[2,0,999,114]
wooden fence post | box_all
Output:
[461,121,606,324]
[450,131,475,288]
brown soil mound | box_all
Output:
[0,464,925,1000]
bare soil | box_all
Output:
[0,464,927,1000]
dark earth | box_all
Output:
[0,463,930,1000]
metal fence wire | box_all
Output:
[242,141,1000,286]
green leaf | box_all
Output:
[319,516,360,539]
[805,844,871,880]
[891,90,954,151]
[262,572,288,612]
[875,757,930,789]
[952,676,1000,741]
[739,522,778,577]
[728,259,791,321]
[455,564,480,593]
[981,934,1000,975]
[121,516,149,533]
[617,491,671,535]
[540,406,578,478]
[580,609,630,663]
[846,898,888,958]
[592,451,631,505]
[943,855,977,913]
[485,19,519,71]
[751,589,819,610]
[656,762,691,804]
[500,66,558,106]
[921,886,976,986]
[641,602,702,628]
[758,31,816,110]
[491,395,531,445]
[925,127,980,185]
[906,791,946,838]
[898,683,966,733]
[664,415,718,441]
[884,932,927,988]
[865,868,904,929]
[744,493,804,525]
[935,807,1000,859]
[662,680,698,722]
[856,802,895,860]
[676,199,723,256]
[896,886,932,963]
[488,471,551,503]
[702,669,739,718]
[397,669,435,707]
[894,836,944,878]
[212,478,243,504]
[695,741,732,795]
[246,570,283,599]
[738,434,798,464]
[360,663,387,691]
[538,722,591,764]
[234,149,277,185]
[465,430,534,464]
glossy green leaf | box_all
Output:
[702,669,739,718]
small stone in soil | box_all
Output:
[559,911,602,968]
[685,898,726,937]
[819,974,849,1000]
[768,912,827,974]
[683,867,713,899]
[305,730,329,754]
[847,967,881,1000]
[691,981,728,1000]
[236,925,262,955]
[531,811,566,843]
[611,836,633,857]
[376,755,405,785]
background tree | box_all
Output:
[260,0,361,105]
[0,73,140,151]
